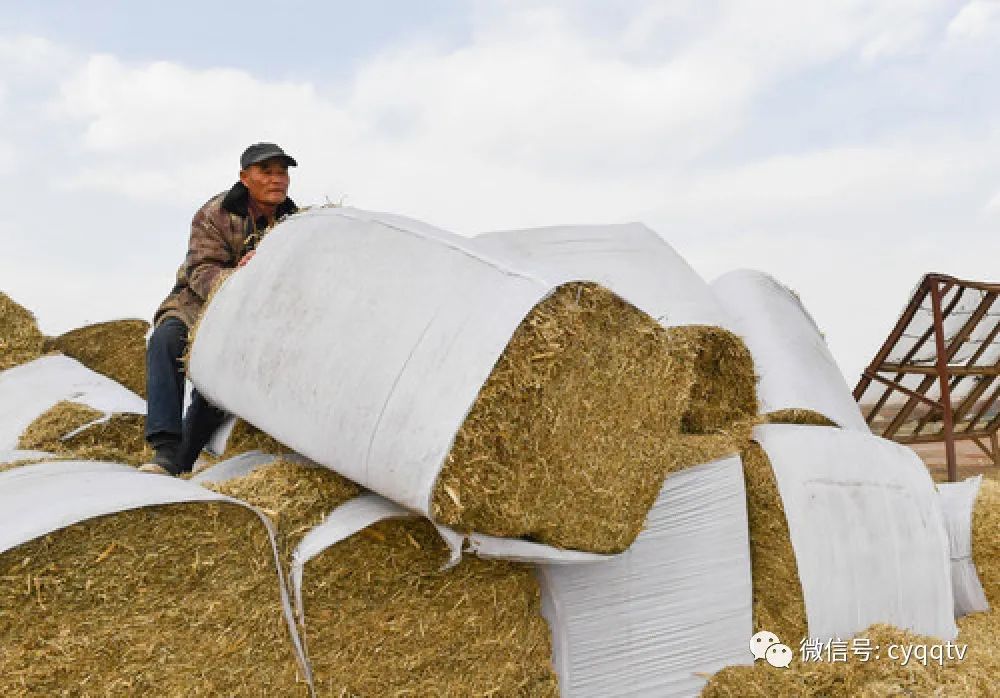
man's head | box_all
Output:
[239,143,296,209]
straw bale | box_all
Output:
[742,442,808,646]
[431,283,756,553]
[305,517,558,697]
[0,292,45,371]
[17,400,151,465]
[209,459,558,696]
[763,408,837,427]
[47,319,149,397]
[701,614,1000,697]
[676,325,758,434]
[206,458,361,559]
[221,419,294,461]
[0,502,306,696]
[971,478,1000,607]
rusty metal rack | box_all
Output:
[854,273,1000,482]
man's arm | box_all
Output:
[185,207,238,301]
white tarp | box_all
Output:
[472,223,731,328]
[0,354,146,449]
[712,270,868,431]
[536,456,753,698]
[754,424,957,641]
[188,207,625,561]
[938,476,990,617]
[0,461,315,694]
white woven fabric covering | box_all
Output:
[0,354,145,449]
[937,476,990,617]
[0,462,315,693]
[537,456,753,698]
[755,424,957,641]
[712,270,868,431]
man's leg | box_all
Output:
[176,389,230,472]
[144,317,188,472]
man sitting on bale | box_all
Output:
[139,143,299,475]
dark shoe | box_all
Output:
[141,442,180,476]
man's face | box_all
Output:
[240,158,290,207]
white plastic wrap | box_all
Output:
[472,223,731,328]
[712,270,868,431]
[754,424,957,641]
[536,456,753,698]
[0,461,315,693]
[0,354,145,449]
[188,207,622,561]
[191,451,281,484]
[937,476,990,617]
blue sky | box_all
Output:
[4,0,471,81]
[2,1,999,382]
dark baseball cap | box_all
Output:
[240,142,297,170]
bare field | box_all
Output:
[909,441,1000,483]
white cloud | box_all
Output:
[984,188,1000,214]
[41,1,965,225]
[947,1,1000,41]
[0,34,71,77]
[0,141,14,175]
[1,0,998,380]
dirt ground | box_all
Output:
[909,441,1000,483]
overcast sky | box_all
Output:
[2,0,999,383]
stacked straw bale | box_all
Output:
[47,319,149,397]
[762,408,837,427]
[0,292,45,371]
[0,503,306,696]
[701,616,1000,697]
[971,479,999,606]
[207,458,361,559]
[221,420,293,461]
[17,400,150,465]
[209,459,559,696]
[741,442,808,645]
[430,282,757,553]
[677,325,757,434]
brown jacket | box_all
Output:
[154,182,297,329]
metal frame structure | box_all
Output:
[854,273,1000,482]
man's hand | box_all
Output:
[237,250,256,268]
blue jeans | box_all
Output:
[145,317,228,471]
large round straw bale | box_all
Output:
[0,292,45,372]
[971,479,1000,606]
[189,210,758,556]
[0,503,306,696]
[17,400,151,465]
[48,319,149,397]
[209,459,559,696]
[701,616,1000,697]
[741,442,808,645]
